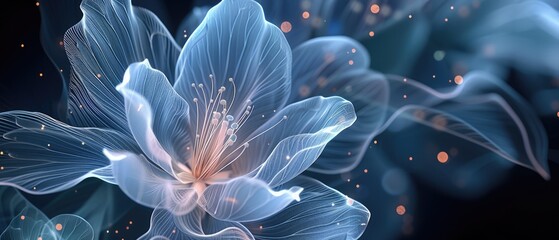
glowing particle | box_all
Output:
[347,151,352,156]
[368,31,375,37]
[129,220,133,225]
[286,155,291,160]
[115,230,119,234]
[433,50,445,61]
[42,124,46,130]
[351,48,356,53]
[403,94,407,99]
[396,205,406,215]
[39,73,43,77]
[302,11,310,19]
[557,112,559,118]
[373,139,378,144]
[59,41,63,46]
[0,151,3,155]
[348,60,354,65]
[20,43,25,48]
[454,75,464,85]
[0,166,4,170]
[355,184,360,188]
[280,21,292,33]
[20,215,25,220]
[432,75,436,79]
[346,196,354,205]
[370,4,380,14]
[450,5,454,10]
[38,237,43,240]
[408,156,413,161]
[35,2,40,6]
[364,169,368,173]
[437,151,449,163]
[444,18,449,22]
[259,225,263,230]
[97,73,102,78]
[408,14,413,19]
[55,223,63,231]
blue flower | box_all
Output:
[1,0,370,239]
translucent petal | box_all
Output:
[452,0,559,76]
[174,0,292,142]
[0,111,138,194]
[39,215,94,240]
[64,0,180,131]
[0,188,94,240]
[117,60,192,177]
[139,207,254,240]
[375,72,549,196]
[238,96,356,187]
[104,149,197,215]
[200,176,303,222]
[243,176,370,240]
[38,0,83,120]
[291,36,388,173]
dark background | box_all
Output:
[1,1,558,239]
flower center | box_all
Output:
[187,75,253,181]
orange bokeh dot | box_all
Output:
[20,215,25,220]
[302,11,310,19]
[55,223,63,231]
[368,31,375,37]
[454,75,464,85]
[280,21,292,33]
[396,205,406,215]
[370,4,380,14]
[437,151,449,163]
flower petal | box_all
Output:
[104,149,197,216]
[64,0,180,131]
[174,0,292,141]
[235,96,355,187]
[0,111,137,194]
[117,60,193,178]
[200,176,303,222]
[243,176,370,240]
[140,207,254,240]
[40,214,94,240]
[291,36,388,173]
[376,72,549,196]
[0,188,94,240]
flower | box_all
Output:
[1,0,370,239]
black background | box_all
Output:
[1,1,558,239]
